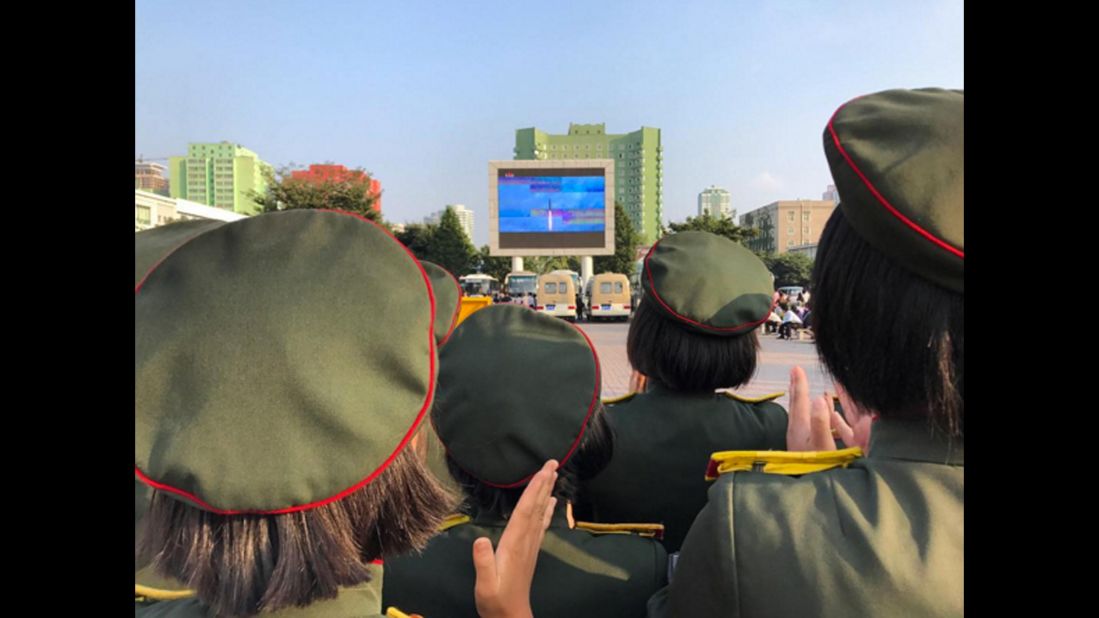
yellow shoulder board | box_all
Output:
[439,513,470,531]
[387,607,425,618]
[705,447,864,480]
[134,584,195,602]
[722,391,785,404]
[602,391,638,405]
[574,521,665,540]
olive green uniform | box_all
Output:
[383,506,668,618]
[582,385,787,551]
[646,419,963,617]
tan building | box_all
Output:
[739,200,836,255]
[136,161,170,196]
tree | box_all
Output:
[476,245,512,281]
[252,166,382,221]
[429,207,478,276]
[394,223,437,262]
[762,253,814,288]
[594,202,641,275]
[666,213,758,245]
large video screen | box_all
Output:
[489,161,615,256]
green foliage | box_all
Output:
[252,166,382,221]
[477,245,513,281]
[429,207,478,276]
[394,223,437,261]
[594,203,642,275]
[762,253,814,288]
[666,212,757,245]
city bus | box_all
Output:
[503,271,538,301]
[458,274,500,298]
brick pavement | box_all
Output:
[575,321,830,410]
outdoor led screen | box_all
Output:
[488,160,615,256]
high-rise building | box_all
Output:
[289,164,383,213]
[514,123,662,244]
[425,204,474,241]
[169,142,273,214]
[739,200,837,255]
[135,161,170,196]
[698,185,733,219]
[822,184,840,204]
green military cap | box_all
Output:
[824,88,964,292]
[135,209,438,514]
[433,304,600,488]
[420,260,463,346]
[135,219,226,285]
[642,231,773,336]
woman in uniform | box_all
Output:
[134,210,459,617]
[648,87,964,616]
[383,304,669,618]
[581,231,788,551]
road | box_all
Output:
[575,320,830,409]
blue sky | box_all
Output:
[136,0,963,246]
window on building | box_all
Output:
[136,206,151,224]
[803,212,810,221]
[788,227,794,235]
[788,211,795,222]
[788,239,795,247]
[804,226,810,235]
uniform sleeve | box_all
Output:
[647,475,740,617]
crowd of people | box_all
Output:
[135,87,963,617]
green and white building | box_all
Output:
[514,123,663,244]
[169,142,273,214]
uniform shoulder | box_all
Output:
[439,513,471,532]
[135,569,195,604]
[705,447,864,480]
[574,520,665,540]
[721,390,785,404]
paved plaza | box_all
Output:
[576,321,830,409]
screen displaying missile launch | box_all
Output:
[488,161,615,255]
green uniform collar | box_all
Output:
[868,418,963,466]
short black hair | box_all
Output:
[627,299,759,392]
[811,208,963,437]
[446,405,614,517]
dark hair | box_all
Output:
[446,405,614,517]
[627,299,760,392]
[811,208,963,437]
[136,448,456,617]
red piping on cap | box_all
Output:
[827,99,964,260]
[135,209,438,515]
[479,320,603,489]
[643,241,771,334]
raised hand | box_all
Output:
[472,459,559,618]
